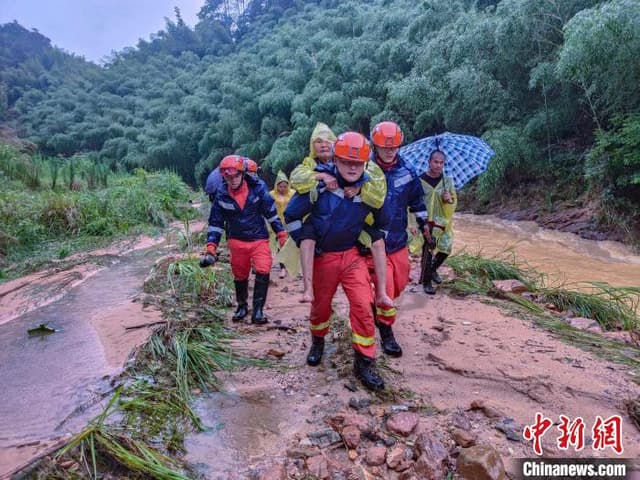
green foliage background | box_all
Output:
[1,0,638,235]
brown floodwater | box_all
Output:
[1,215,638,478]
[454,213,640,289]
[0,251,159,478]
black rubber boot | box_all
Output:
[432,252,448,284]
[232,280,249,321]
[251,273,269,324]
[354,351,385,391]
[306,335,325,366]
[422,251,436,295]
[377,322,403,357]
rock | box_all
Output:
[266,348,286,358]
[386,445,406,470]
[469,400,505,419]
[258,463,286,480]
[414,452,446,480]
[457,445,505,480]
[492,279,528,294]
[365,445,387,466]
[343,412,373,433]
[286,445,320,459]
[386,412,419,436]
[569,317,603,334]
[452,428,476,447]
[348,397,371,411]
[494,418,523,442]
[341,425,361,449]
[307,428,341,447]
[451,411,472,430]
[414,433,448,479]
[306,455,330,479]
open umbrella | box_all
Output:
[400,132,495,189]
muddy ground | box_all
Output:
[2,224,639,479]
[183,261,640,479]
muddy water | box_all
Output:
[454,213,640,288]
[0,252,158,478]
[1,215,639,478]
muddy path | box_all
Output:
[183,265,640,479]
[2,215,639,479]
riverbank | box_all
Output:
[3,215,637,478]
[458,185,639,250]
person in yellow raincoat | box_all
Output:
[269,171,294,279]
[420,150,457,294]
[287,122,387,302]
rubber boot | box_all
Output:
[232,280,249,321]
[377,322,403,357]
[422,251,436,295]
[306,335,325,366]
[432,252,448,284]
[354,351,385,391]
[251,273,269,324]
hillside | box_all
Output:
[1,0,639,243]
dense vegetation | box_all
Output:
[1,0,639,239]
[0,145,196,277]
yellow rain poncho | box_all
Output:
[410,175,457,255]
[289,123,387,208]
[269,170,294,223]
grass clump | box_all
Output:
[539,283,639,330]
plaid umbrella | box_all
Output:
[400,132,495,189]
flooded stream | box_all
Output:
[0,215,638,478]
[0,251,159,477]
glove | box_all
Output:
[200,243,218,268]
[277,230,288,248]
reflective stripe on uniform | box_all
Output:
[310,320,331,331]
[287,220,302,232]
[208,226,224,234]
[352,332,375,346]
[218,200,236,210]
[394,173,413,188]
[267,215,278,223]
[376,305,397,318]
[414,210,428,219]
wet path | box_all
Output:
[0,251,159,477]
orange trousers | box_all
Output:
[227,238,272,280]
[309,248,376,358]
[367,247,410,326]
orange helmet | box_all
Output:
[371,121,403,148]
[333,132,371,162]
[244,158,258,174]
[219,155,245,176]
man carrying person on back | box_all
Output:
[284,132,392,391]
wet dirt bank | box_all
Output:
[0,238,169,478]
[2,214,638,479]
[182,268,640,479]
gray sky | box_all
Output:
[0,0,203,63]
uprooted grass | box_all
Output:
[444,251,640,380]
[445,251,639,332]
[33,257,257,479]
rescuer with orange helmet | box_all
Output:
[363,121,429,357]
[203,155,287,324]
[284,132,392,391]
